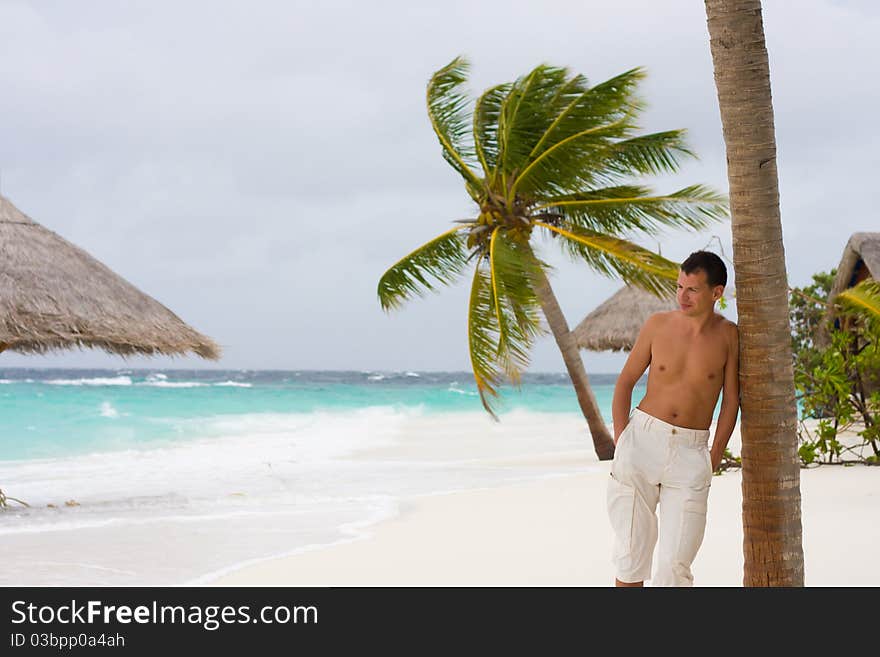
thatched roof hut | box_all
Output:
[820,231,880,391]
[572,285,678,352]
[827,232,879,303]
[817,232,880,349]
[0,194,220,359]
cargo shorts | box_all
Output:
[606,407,713,586]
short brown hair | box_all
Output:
[681,251,727,288]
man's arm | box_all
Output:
[711,322,740,471]
[611,314,656,445]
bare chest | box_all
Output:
[649,328,728,383]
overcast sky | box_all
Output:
[1,0,877,374]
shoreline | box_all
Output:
[4,409,877,587]
[0,408,600,586]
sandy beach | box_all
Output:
[208,429,880,588]
[4,395,877,587]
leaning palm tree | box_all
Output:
[705,0,804,586]
[378,57,727,460]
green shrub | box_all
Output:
[790,270,880,466]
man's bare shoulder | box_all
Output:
[635,311,673,339]
[720,317,739,345]
[644,310,677,327]
[717,315,738,334]
[642,310,681,334]
[712,316,739,357]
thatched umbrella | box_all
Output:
[0,194,220,359]
[826,232,879,305]
[1,193,220,508]
[813,232,880,349]
[818,232,879,397]
[572,285,678,352]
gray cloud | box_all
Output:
[1,0,875,373]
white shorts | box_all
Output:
[606,407,713,586]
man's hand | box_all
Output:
[710,449,723,473]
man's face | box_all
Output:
[676,269,723,316]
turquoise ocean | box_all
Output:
[0,368,626,461]
[0,368,640,586]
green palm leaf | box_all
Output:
[473,82,513,182]
[467,256,504,419]
[601,130,695,178]
[503,68,648,199]
[427,56,483,191]
[497,64,571,185]
[489,230,547,383]
[510,118,635,200]
[378,226,471,311]
[536,221,679,297]
[516,129,693,199]
[528,67,644,160]
[837,279,880,320]
[534,184,728,235]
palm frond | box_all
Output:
[497,64,571,184]
[533,184,728,235]
[528,67,645,160]
[601,130,695,178]
[515,128,693,200]
[468,256,504,420]
[489,230,546,383]
[535,221,678,297]
[837,279,880,320]
[473,82,513,183]
[378,226,470,311]
[543,72,590,118]
[510,118,636,200]
[427,56,483,189]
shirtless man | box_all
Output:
[606,250,739,587]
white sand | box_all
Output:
[208,454,880,587]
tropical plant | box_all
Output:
[705,0,804,585]
[377,56,727,460]
[790,272,880,465]
[796,328,880,465]
[789,270,837,418]
[838,279,880,321]
[789,270,836,356]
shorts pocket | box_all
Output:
[614,421,634,451]
[607,473,636,563]
[617,421,632,447]
[676,494,708,567]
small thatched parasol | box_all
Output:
[817,231,879,360]
[573,285,677,352]
[0,194,220,359]
[826,232,879,305]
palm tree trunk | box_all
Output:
[705,0,804,586]
[532,268,615,461]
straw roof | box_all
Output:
[573,285,678,352]
[816,231,880,349]
[827,232,879,302]
[0,194,220,359]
